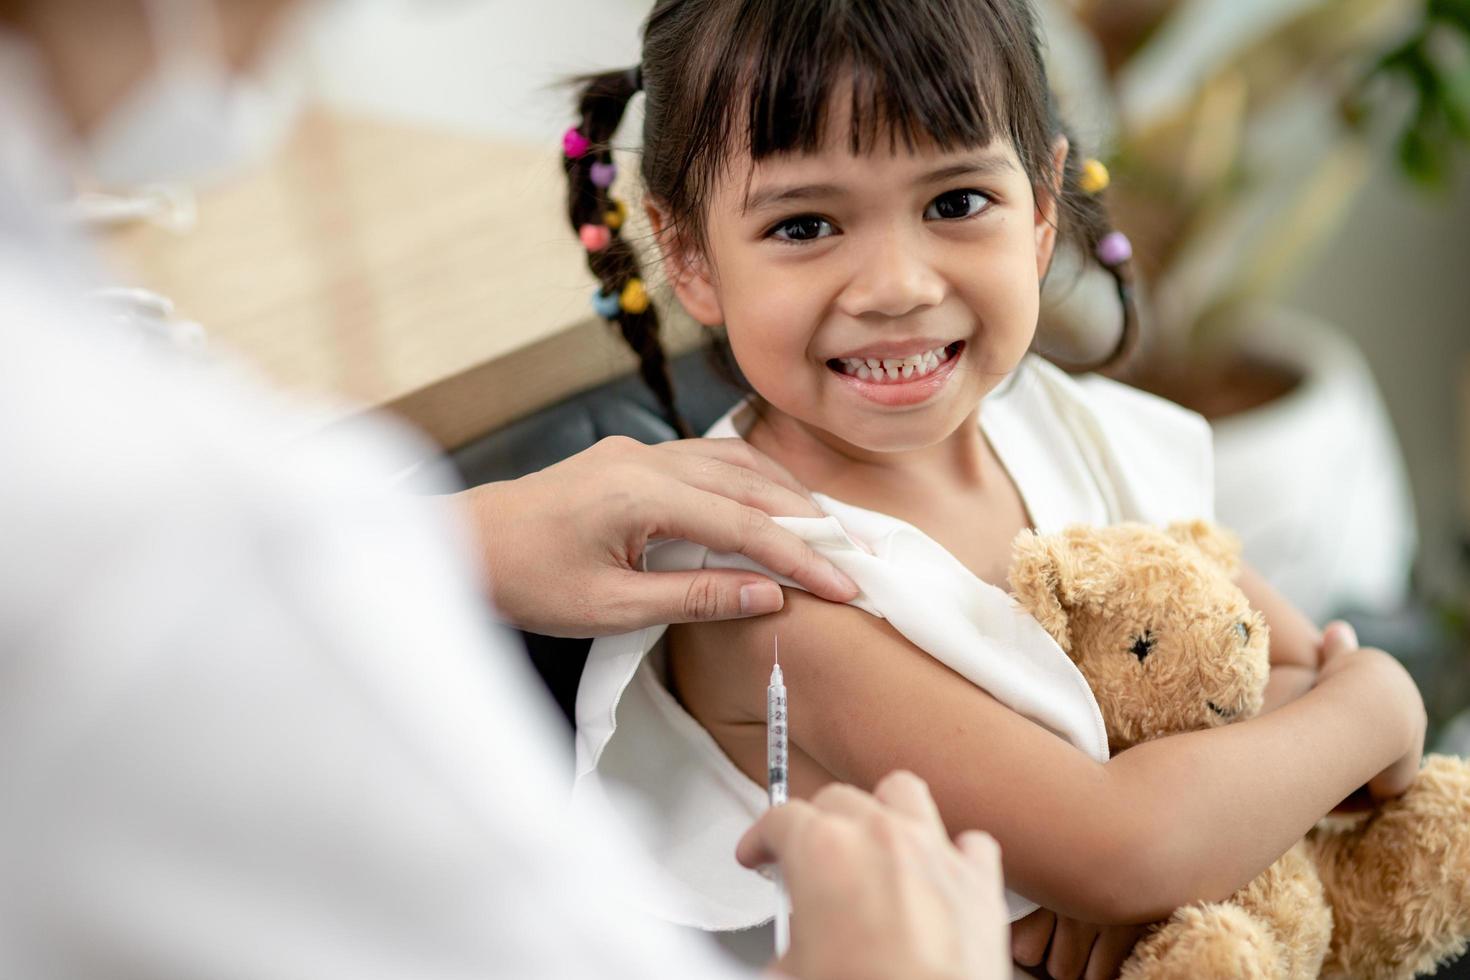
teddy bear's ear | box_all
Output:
[1164,520,1242,577]
[1008,530,1075,652]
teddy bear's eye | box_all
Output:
[1236,622,1251,643]
[1129,631,1155,663]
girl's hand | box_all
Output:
[1315,620,1358,671]
[456,436,859,637]
[1365,687,1427,802]
[1316,625,1427,809]
[1011,908,1149,980]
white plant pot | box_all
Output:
[1211,309,1417,622]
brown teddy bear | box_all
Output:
[1008,520,1470,979]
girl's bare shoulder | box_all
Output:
[665,587,893,728]
[666,587,998,748]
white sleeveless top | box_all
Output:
[571,355,1214,932]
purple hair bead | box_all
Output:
[590,161,618,188]
[1096,230,1133,266]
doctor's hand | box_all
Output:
[738,772,1011,980]
[457,435,859,637]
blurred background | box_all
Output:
[100,0,1470,748]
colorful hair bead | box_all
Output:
[563,127,591,159]
[590,161,618,188]
[1096,230,1133,266]
[1080,158,1110,194]
[604,198,628,231]
[579,223,612,252]
[620,278,650,315]
[591,287,622,319]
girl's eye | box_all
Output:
[924,189,991,221]
[770,216,835,242]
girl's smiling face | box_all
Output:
[663,128,1065,455]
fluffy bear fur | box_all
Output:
[1009,521,1470,979]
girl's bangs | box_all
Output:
[715,0,1020,164]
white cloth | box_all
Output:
[0,82,747,979]
[572,356,1215,935]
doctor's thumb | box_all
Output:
[634,570,785,626]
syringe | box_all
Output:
[768,636,790,957]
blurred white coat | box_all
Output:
[0,38,745,980]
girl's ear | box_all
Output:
[1034,135,1069,280]
[645,201,724,327]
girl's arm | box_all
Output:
[1236,562,1325,713]
[667,589,1425,926]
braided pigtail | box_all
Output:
[563,65,692,437]
[1046,135,1140,374]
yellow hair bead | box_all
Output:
[620,278,649,315]
[1080,158,1110,194]
[604,199,629,230]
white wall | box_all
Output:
[302,0,650,144]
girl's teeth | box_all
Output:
[836,344,956,383]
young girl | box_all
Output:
[562,0,1427,973]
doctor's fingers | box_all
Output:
[661,437,821,510]
[872,769,947,828]
[661,450,824,521]
[813,774,963,856]
[607,566,789,629]
[651,484,858,603]
[736,798,822,870]
[736,780,942,870]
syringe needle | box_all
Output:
[766,632,790,958]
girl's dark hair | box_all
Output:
[564,0,1136,434]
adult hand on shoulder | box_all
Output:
[456,436,859,637]
[737,772,1011,980]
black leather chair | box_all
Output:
[450,346,746,730]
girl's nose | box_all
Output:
[835,228,946,320]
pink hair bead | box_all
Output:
[579,223,612,252]
[563,127,591,159]
[590,161,618,188]
[1097,230,1132,266]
